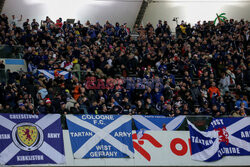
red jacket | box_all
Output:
[208,86,220,98]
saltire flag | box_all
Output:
[28,62,37,74]
[38,69,70,79]
[66,114,134,159]
[132,115,185,131]
[188,117,250,161]
[0,114,65,165]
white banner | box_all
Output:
[16,130,250,166]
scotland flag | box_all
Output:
[66,114,134,159]
[38,69,70,79]
[0,114,65,165]
[188,117,250,161]
[132,115,185,130]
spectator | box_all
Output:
[37,86,48,99]
[31,19,39,29]
[66,97,77,111]
[1,104,12,113]
[23,19,30,30]
[219,73,230,95]
[161,104,174,117]
[231,108,247,117]
[182,103,191,115]
[45,98,55,113]
[0,61,5,82]
[27,103,35,114]
[203,108,212,116]
[226,70,235,86]
[144,101,158,115]
[99,104,109,114]
[220,106,228,116]
[235,95,248,109]
[0,104,3,113]
[174,108,182,116]
[193,107,201,115]
[156,95,165,112]
[59,102,68,129]
[88,101,99,114]
[17,103,27,113]
[190,82,201,105]
[136,100,144,115]
[70,103,81,114]
[208,82,220,99]
[231,109,242,117]
[11,14,22,28]
[223,91,234,112]
[0,14,248,118]
[36,100,46,114]
[211,105,220,117]
[55,18,63,28]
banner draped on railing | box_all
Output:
[132,115,186,131]
[66,114,134,159]
[38,69,70,79]
[188,117,250,161]
[0,113,249,164]
[0,114,65,165]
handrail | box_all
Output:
[0,112,246,130]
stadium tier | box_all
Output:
[0,11,249,166]
[0,14,249,119]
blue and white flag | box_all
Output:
[38,69,70,79]
[136,129,145,140]
[188,117,250,161]
[0,114,65,165]
[66,114,134,159]
[28,63,37,74]
[132,115,185,131]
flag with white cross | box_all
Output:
[66,114,134,159]
[132,115,185,131]
[0,114,65,165]
[188,117,250,161]
[38,69,70,79]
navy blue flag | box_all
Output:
[188,117,250,161]
[66,114,134,159]
[132,115,185,130]
[0,114,65,165]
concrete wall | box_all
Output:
[2,0,250,30]
[0,59,27,72]
[1,0,142,28]
[142,0,250,31]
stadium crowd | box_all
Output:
[0,14,249,124]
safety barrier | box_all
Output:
[51,131,250,166]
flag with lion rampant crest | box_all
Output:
[188,117,250,161]
[0,114,65,165]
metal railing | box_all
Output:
[59,115,246,130]
[0,45,24,59]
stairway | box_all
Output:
[133,0,150,30]
[0,0,5,13]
